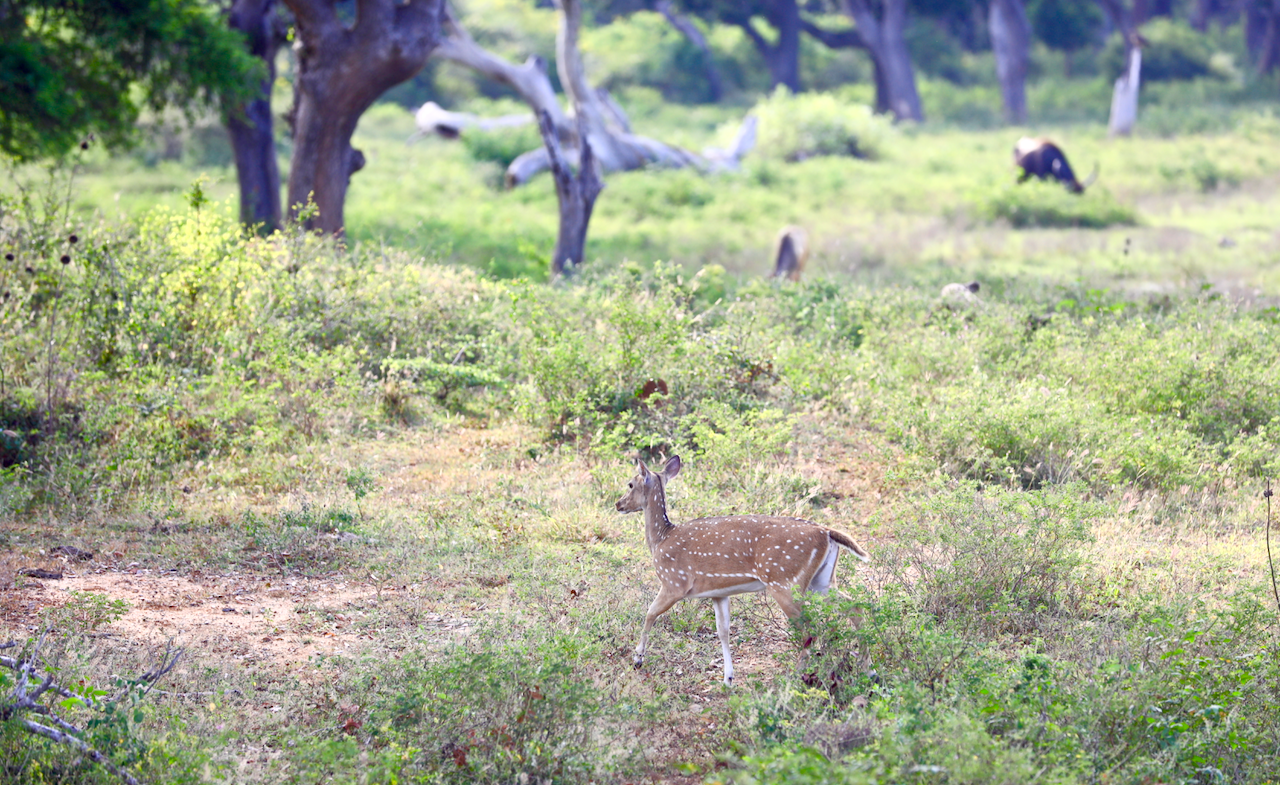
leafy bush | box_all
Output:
[739,88,895,162]
[887,487,1095,621]
[365,631,623,783]
[721,564,1280,785]
[977,180,1138,228]
[1101,19,1219,83]
[582,10,724,104]
[459,121,542,169]
[854,291,1280,491]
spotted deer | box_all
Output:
[615,455,869,686]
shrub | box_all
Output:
[366,632,623,783]
[736,88,895,162]
[977,181,1138,228]
[1100,19,1218,83]
[886,487,1096,622]
[459,121,542,170]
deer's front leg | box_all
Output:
[635,586,682,670]
[712,596,734,686]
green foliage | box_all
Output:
[858,292,1280,491]
[977,180,1138,228]
[39,590,131,634]
[363,631,623,783]
[890,487,1095,620]
[739,89,896,162]
[723,550,1280,785]
[0,0,263,160]
[583,10,723,103]
[1030,0,1104,54]
[1101,19,1220,83]
[459,120,543,170]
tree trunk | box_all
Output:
[989,0,1031,124]
[656,0,723,102]
[771,0,803,93]
[1247,0,1267,60]
[1191,0,1210,31]
[539,110,603,276]
[281,0,445,235]
[1256,0,1280,74]
[1096,0,1142,135]
[844,0,924,121]
[737,4,803,93]
[1109,46,1141,135]
[226,0,282,234]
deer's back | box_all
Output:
[656,515,833,563]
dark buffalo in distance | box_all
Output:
[1014,137,1098,194]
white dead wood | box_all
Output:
[1108,43,1142,136]
[1,634,183,785]
[413,101,532,140]
[427,2,756,188]
[615,456,870,686]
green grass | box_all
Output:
[19,91,1280,287]
[4,84,1280,784]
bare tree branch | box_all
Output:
[2,634,183,785]
[427,1,754,187]
[799,17,868,50]
[655,0,723,100]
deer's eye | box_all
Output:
[628,482,634,488]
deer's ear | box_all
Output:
[637,459,652,478]
[661,455,682,481]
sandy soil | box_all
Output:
[1,563,475,667]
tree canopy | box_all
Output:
[1029,0,1103,54]
[0,0,262,160]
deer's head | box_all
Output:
[615,455,682,513]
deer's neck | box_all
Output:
[643,486,675,553]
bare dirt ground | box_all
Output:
[0,561,478,675]
[0,422,899,782]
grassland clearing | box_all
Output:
[3,87,1280,781]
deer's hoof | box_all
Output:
[633,657,644,670]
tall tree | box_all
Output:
[279,0,445,235]
[679,0,803,91]
[1250,0,1280,74]
[1191,0,1212,31]
[989,0,1032,123]
[1030,0,1104,76]
[1095,0,1142,135]
[0,0,260,161]
[226,0,284,233]
[655,0,723,101]
[842,0,924,121]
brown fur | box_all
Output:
[771,225,809,281]
[616,455,869,685]
[1013,137,1097,194]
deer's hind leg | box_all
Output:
[635,586,683,670]
[765,583,804,621]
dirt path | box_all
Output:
[1,566,474,666]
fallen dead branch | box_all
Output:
[1,631,183,785]
[424,1,756,188]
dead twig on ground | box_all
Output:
[1265,480,1279,615]
[1,631,183,785]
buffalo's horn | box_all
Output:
[1080,163,1100,190]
